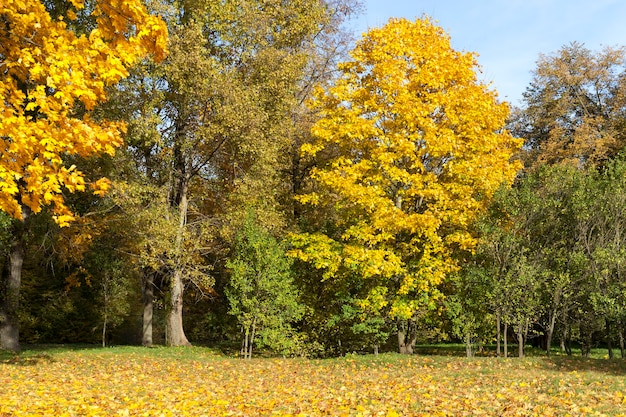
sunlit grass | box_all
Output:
[2,345,626,416]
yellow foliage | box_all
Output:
[91,178,112,197]
[294,17,521,319]
[0,0,167,224]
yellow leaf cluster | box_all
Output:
[0,0,167,223]
[296,17,521,318]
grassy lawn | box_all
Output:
[2,345,626,416]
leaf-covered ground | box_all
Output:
[2,347,626,416]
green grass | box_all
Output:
[0,343,230,364]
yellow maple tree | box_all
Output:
[0,0,167,225]
[292,17,521,352]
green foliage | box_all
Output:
[226,211,304,357]
[445,266,493,357]
[462,159,626,357]
[0,212,13,253]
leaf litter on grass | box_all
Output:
[2,349,626,416]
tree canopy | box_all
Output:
[291,17,521,353]
[0,0,166,351]
[5,3,626,360]
[0,0,167,224]
[510,42,626,170]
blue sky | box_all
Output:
[352,0,626,105]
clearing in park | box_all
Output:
[2,345,626,416]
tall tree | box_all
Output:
[510,42,626,169]
[572,158,626,357]
[291,17,521,354]
[476,165,589,357]
[111,0,346,346]
[0,0,166,351]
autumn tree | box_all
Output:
[0,0,166,351]
[291,17,521,354]
[286,0,361,213]
[510,42,626,170]
[108,0,348,346]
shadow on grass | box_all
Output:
[0,352,55,366]
[415,343,626,376]
[0,344,100,366]
[413,344,497,357]
[539,355,626,376]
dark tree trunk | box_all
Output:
[606,320,613,359]
[503,322,508,358]
[0,239,24,352]
[0,205,29,352]
[142,269,155,347]
[496,311,501,357]
[397,319,416,354]
[619,326,625,358]
[580,320,592,358]
[564,324,572,356]
[546,309,557,357]
[248,318,256,359]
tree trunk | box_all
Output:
[397,319,416,354]
[0,206,29,352]
[546,309,557,357]
[166,177,191,347]
[241,326,249,359]
[337,335,343,356]
[496,311,501,357]
[102,273,110,347]
[564,324,572,356]
[581,320,592,357]
[619,327,625,358]
[166,269,191,346]
[248,318,256,359]
[517,328,524,358]
[607,320,614,359]
[142,269,154,347]
[465,332,474,358]
[503,322,508,358]
[102,311,108,347]
[398,328,409,354]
